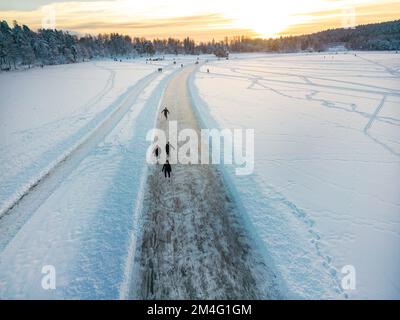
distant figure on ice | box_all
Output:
[153,145,161,163]
[161,107,170,120]
[165,141,175,157]
[162,160,172,178]
[207,69,209,73]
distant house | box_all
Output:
[214,46,229,58]
[325,42,348,52]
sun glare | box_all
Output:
[224,0,335,38]
[224,1,295,38]
[236,12,290,38]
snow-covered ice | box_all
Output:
[0,58,177,298]
[0,59,169,216]
[0,52,399,299]
[190,52,400,299]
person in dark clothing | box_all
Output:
[161,107,170,120]
[153,145,161,163]
[165,141,175,157]
[162,160,172,178]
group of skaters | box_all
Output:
[154,107,175,179]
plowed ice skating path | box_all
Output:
[130,65,281,299]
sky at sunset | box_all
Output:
[0,0,399,41]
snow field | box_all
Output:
[190,52,400,299]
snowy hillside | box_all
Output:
[191,52,400,299]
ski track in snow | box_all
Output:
[223,61,400,159]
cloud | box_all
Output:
[70,13,257,40]
[278,0,400,36]
[72,13,232,30]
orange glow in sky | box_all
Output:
[0,0,399,41]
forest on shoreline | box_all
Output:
[0,19,399,70]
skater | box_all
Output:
[161,106,170,120]
[153,145,161,163]
[165,141,175,157]
[162,160,172,178]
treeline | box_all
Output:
[0,20,226,69]
[1,19,399,70]
[229,20,400,53]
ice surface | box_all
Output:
[0,52,398,299]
